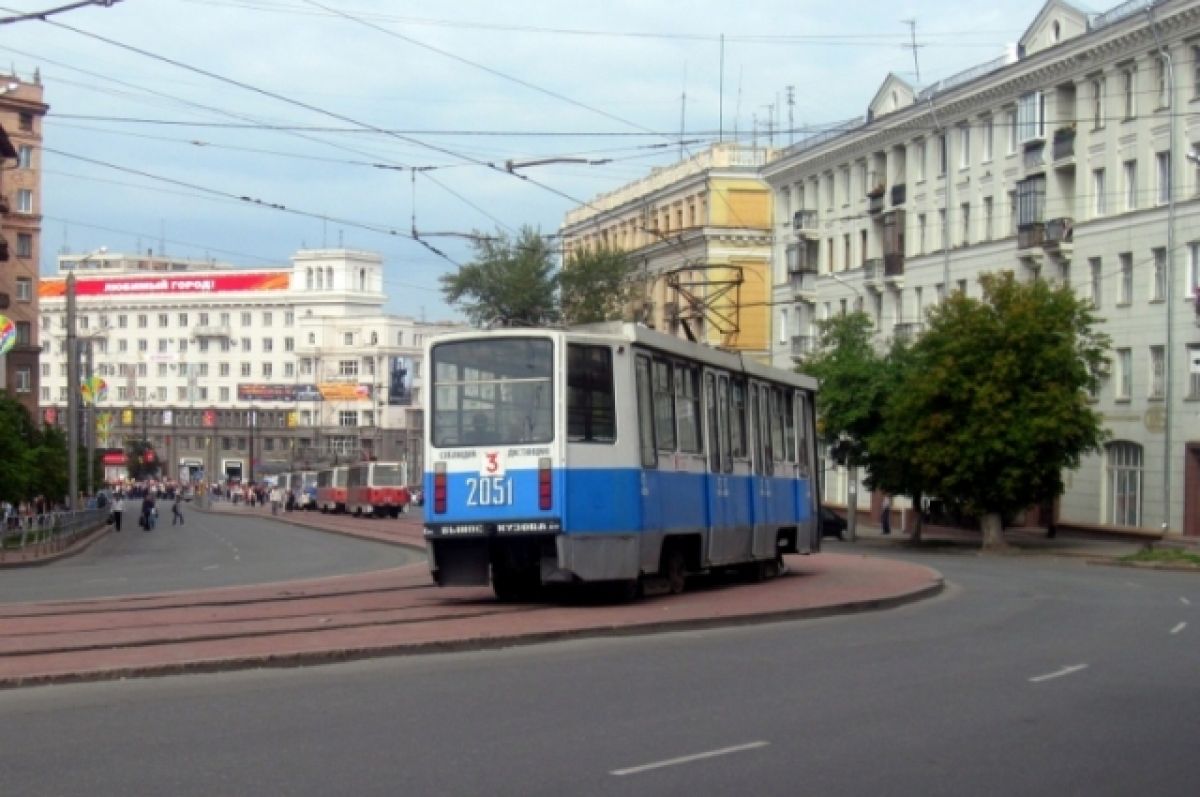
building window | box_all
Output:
[178,313,188,327]
[917,214,927,255]
[14,368,31,393]
[958,123,970,168]
[1193,45,1200,98]
[914,139,926,181]
[1152,248,1166,302]
[981,116,993,162]
[1149,345,1165,399]
[1091,77,1105,129]
[241,337,251,351]
[1189,344,1200,398]
[241,363,251,377]
[1156,152,1170,205]
[284,337,294,352]
[1090,258,1102,309]
[1116,347,1133,399]
[15,321,30,346]
[199,312,209,326]
[284,362,294,378]
[1005,109,1017,154]
[1092,169,1106,217]
[1017,91,1045,142]
[1123,160,1137,210]
[937,133,947,176]
[1106,441,1143,527]
[262,363,273,378]
[15,232,32,258]
[241,312,251,326]
[983,198,993,242]
[16,144,32,169]
[1122,65,1136,119]
[1118,253,1133,304]
[339,411,357,428]
[1155,55,1169,109]
[960,202,970,246]
[262,338,273,352]
[338,359,359,377]
[219,363,230,377]
[263,311,273,327]
[1188,242,1200,298]
[15,188,33,213]
[15,277,32,301]
[343,332,354,346]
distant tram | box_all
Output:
[316,466,349,513]
[423,322,820,600]
[346,461,410,518]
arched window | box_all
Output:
[360,268,367,291]
[326,267,334,288]
[305,268,313,290]
[1106,441,1143,527]
[1051,21,1061,43]
[396,331,404,346]
[315,269,323,289]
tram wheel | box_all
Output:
[662,548,687,595]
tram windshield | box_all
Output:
[373,464,403,485]
[431,338,554,447]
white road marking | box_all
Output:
[1181,597,1191,606]
[611,741,769,777]
[1170,622,1186,635]
[202,565,219,571]
[1029,664,1088,683]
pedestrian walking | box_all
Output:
[880,495,892,535]
[172,494,185,526]
[270,485,283,516]
[112,495,125,532]
[141,494,156,531]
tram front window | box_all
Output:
[431,338,554,447]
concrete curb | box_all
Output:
[0,577,944,690]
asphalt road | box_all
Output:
[0,506,422,603]
[1,549,1197,796]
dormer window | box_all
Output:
[1051,21,1060,43]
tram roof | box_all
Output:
[428,323,818,392]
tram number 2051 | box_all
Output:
[466,476,514,507]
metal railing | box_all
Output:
[0,507,110,559]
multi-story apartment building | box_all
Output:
[764,0,1200,534]
[38,249,460,484]
[560,142,775,356]
[0,73,47,417]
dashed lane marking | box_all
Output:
[1029,664,1088,683]
[611,741,770,777]
[1170,622,1187,635]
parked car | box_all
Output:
[820,506,847,540]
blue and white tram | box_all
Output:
[423,322,820,600]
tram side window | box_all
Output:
[704,373,719,472]
[796,391,813,476]
[567,344,615,443]
[675,363,703,453]
[783,390,797,464]
[635,355,657,468]
[718,375,733,473]
[769,387,786,463]
[652,358,676,451]
[730,378,748,459]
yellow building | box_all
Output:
[560,143,775,357]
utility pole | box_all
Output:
[84,341,94,495]
[66,271,79,510]
[786,85,795,145]
[248,407,256,484]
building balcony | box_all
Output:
[786,241,819,275]
[863,258,884,291]
[191,325,232,339]
[890,183,906,206]
[1018,222,1045,250]
[790,335,816,360]
[792,209,819,235]
[1042,217,1073,256]
[883,252,905,279]
[789,270,817,300]
[892,322,924,343]
[1023,140,1045,172]
[868,191,886,215]
[1052,127,1076,165]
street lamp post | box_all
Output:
[248,406,256,484]
[66,272,79,510]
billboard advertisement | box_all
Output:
[388,356,413,406]
[236,383,372,402]
[39,271,291,298]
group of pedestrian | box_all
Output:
[108,484,185,532]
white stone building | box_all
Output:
[38,249,460,483]
[763,0,1200,535]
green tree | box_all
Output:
[30,424,70,505]
[125,440,161,481]
[440,226,560,327]
[888,272,1109,549]
[801,311,887,471]
[559,245,638,325]
[0,395,36,503]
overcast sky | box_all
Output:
[5,0,1059,320]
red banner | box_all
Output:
[39,272,290,298]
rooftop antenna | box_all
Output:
[762,103,775,148]
[902,19,922,84]
[718,34,725,142]
[751,111,758,149]
[786,85,795,145]
[679,63,688,159]
[733,66,743,141]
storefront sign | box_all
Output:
[39,272,291,298]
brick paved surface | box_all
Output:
[0,502,955,688]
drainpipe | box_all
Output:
[1148,6,1175,536]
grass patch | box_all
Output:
[1120,547,1200,567]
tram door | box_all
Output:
[750,381,776,558]
[704,371,741,563]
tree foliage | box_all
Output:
[0,395,75,505]
[440,226,560,328]
[882,273,1109,546]
[125,439,161,481]
[801,311,887,469]
[560,245,638,325]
